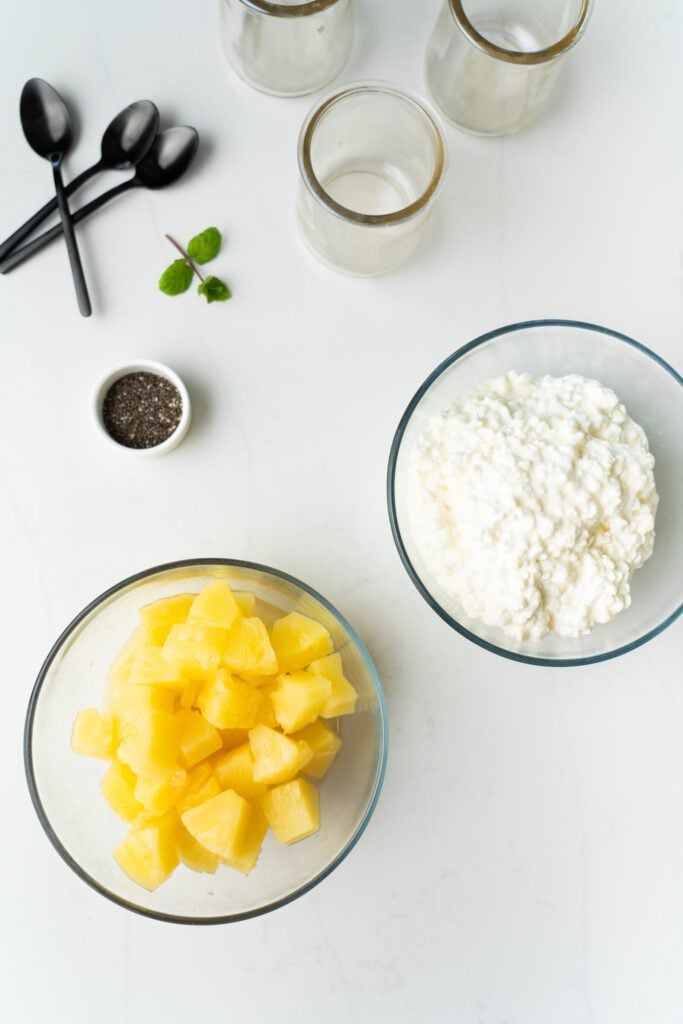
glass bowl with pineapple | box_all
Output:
[25,559,387,923]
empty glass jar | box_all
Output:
[220,0,354,97]
[296,82,446,276]
[425,0,593,135]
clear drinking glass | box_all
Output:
[219,0,354,97]
[425,0,593,135]
[296,82,446,276]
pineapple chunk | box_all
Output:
[176,708,222,768]
[248,724,312,785]
[292,720,342,779]
[222,802,268,875]
[271,671,332,733]
[139,594,195,646]
[129,647,184,690]
[188,580,241,631]
[212,743,268,799]
[310,652,358,717]
[113,816,179,891]
[117,711,180,779]
[260,778,320,845]
[134,768,188,817]
[198,668,262,730]
[173,815,219,874]
[175,762,221,815]
[71,708,115,759]
[223,617,278,678]
[270,612,333,670]
[181,789,251,860]
[100,759,144,823]
[109,683,175,726]
[234,591,257,616]
[162,623,227,680]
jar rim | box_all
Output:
[297,81,446,228]
[449,0,593,65]
[235,0,342,17]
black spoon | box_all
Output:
[0,99,159,262]
[0,127,199,275]
[20,78,91,316]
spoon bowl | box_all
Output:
[100,100,159,170]
[134,127,200,189]
[20,78,73,164]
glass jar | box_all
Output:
[296,82,446,276]
[220,0,354,97]
[425,0,593,136]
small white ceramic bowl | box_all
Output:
[92,359,191,456]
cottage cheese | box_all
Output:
[408,372,658,641]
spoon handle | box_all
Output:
[0,179,132,275]
[53,163,91,318]
[0,162,99,262]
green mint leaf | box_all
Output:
[187,226,222,265]
[197,275,231,303]
[159,259,193,296]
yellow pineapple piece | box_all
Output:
[181,789,251,860]
[100,759,144,823]
[310,652,358,717]
[270,612,333,671]
[223,617,278,678]
[71,708,115,759]
[175,762,221,814]
[292,720,342,779]
[134,768,188,817]
[248,724,312,785]
[113,816,179,891]
[253,683,278,729]
[188,580,241,631]
[178,679,202,708]
[162,622,227,680]
[219,727,250,750]
[234,592,257,616]
[176,708,222,768]
[110,683,175,720]
[173,815,219,874]
[129,646,184,690]
[222,802,268,874]
[198,668,262,730]
[117,710,180,779]
[212,743,268,799]
[260,778,320,845]
[271,671,332,733]
[139,593,195,646]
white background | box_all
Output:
[1,1,682,1021]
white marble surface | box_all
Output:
[1,1,682,1021]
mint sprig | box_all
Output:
[159,228,231,304]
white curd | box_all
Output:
[408,372,658,641]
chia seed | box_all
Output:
[102,372,183,449]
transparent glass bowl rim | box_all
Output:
[386,319,683,668]
[24,557,389,925]
[448,0,593,65]
[236,0,341,17]
[297,80,447,228]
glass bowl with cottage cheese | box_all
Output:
[388,320,683,666]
